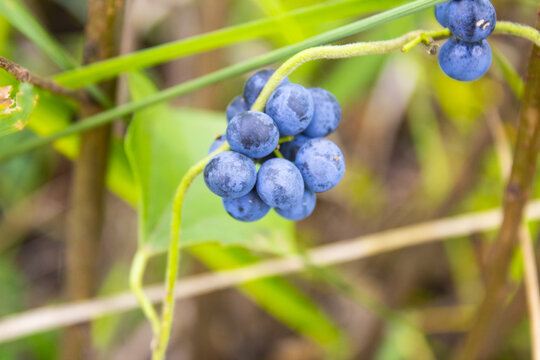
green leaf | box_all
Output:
[0,83,38,136]
[125,72,294,254]
[190,243,349,357]
[54,0,408,88]
[0,0,77,70]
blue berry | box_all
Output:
[208,134,226,154]
[302,88,341,138]
[275,189,316,221]
[256,158,304,209]
[280,134,310,162]
[447,0,496,42]
[266,83,314,136]
[435,1,450,27]
[223,189,270,222]
[295,138,345,193]
[438,38,492,82]
[226,96,249,122]
[243,69,290,107]
[227,111,279,158]
[204,151,256,198]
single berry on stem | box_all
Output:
[256,158,304,209]
[438,37,492,82]
[295,138,345,193]
[226,96,249,122]
[446,0,497,42]
[223,189,270,222]
[204,151,256,198]
[227,111,280,158]
[266,83,314,136]
[302,87,341,138]
[244,69,290,107]
[276,189,316,221]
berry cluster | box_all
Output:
[204,69,346,222]
[435,0,496,81]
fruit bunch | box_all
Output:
[204,69,346,222]
[435,0,497,81]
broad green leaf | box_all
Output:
[0,83,38,136]
[54,0,409,88]
[190,243,349,357]
[125,72,294,254]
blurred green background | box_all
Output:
[0,0,539,359]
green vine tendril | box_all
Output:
[125,21,540,360]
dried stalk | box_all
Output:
[456,9,540,360]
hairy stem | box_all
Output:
[129,249,161,335]
[456,10,540,360]
[152,143,230,360]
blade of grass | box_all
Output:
[0,0,448,162]
[54,0,408,88]
[493,47,525,98]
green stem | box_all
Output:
[129,249,161,335]
[251,28,449,111]
[278,136,294,144]
[151,142,230,360]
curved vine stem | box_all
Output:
[151,142,230,360]
[129,248,161,335]
[141,20,540,360]
[251,21,540,112]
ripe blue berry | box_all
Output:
[275,189,316,221]
[227,111,279,158]
[266,83,314,136]
[256,158,304,209]
[226,96,249,122]
[447,0,496,42]
[302,88,341,138]
[435,1,450,27]
[295,138,345,193]
[438,38,492,81]
[208,134,226,154]
[243,69,290,107]
[204,151,256,198]
[280,134,310,162]
[223,189,270,222]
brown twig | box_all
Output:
[60,0,125,359]
[0,55,88,103]
[456,9,540,360]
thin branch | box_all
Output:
[0,56,88,103]
[3,200,540,344]
[457,9,540,360]
[487,110,540,360]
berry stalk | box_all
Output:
[151,141,230,360]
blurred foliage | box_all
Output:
[0,0,538,359]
